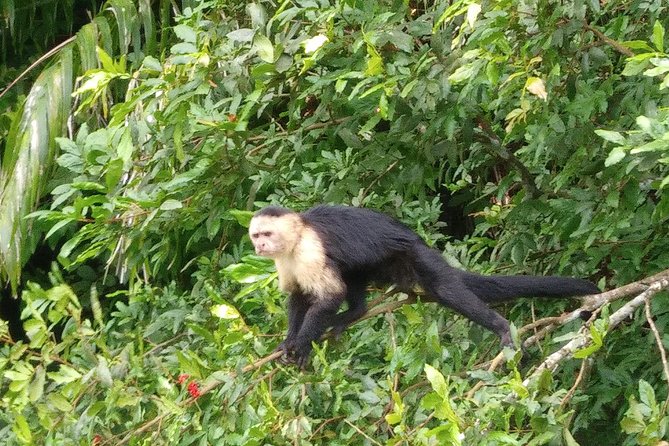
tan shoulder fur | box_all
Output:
[275,223,345,300]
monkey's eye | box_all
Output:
[263,231,272,237]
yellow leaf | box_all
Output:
[526,77,548,100]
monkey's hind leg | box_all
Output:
[329,281,368,337]
[413,245,514,346]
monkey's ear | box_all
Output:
[229,209,254,227]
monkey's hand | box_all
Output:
[274,340,312,369]
[290,342,312,369]
[273,340,294,365]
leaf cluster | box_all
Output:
[1,0,669,444]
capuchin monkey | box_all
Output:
[249,205,599,368]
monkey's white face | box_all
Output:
[249,215,299,258]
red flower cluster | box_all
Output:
[176,373,201,398]
[187,381,201,398]
[92,434,102,445]
[176,373,190,384]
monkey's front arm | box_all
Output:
[277,294,342,368]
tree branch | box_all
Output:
[584,23,634,57]
[524,274,669,385]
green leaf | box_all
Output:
[630,140,668,154]
[171,42,197,54]
[254,34,275,63]
[28,365,46,402]
[652,20,665,52]
[638,379,657,408]
[385,412,402,425]
[174,24,197,43]
[623,40,655,52]
[247,3,267,28]
[48,392,74,412]
[595,129,626,145]
[424,364,448,396]
[227,28,254,42]
[12,415,32,444]
[0,50,73,295]
[229,209,254,227]
[605,146,627,166]
[160,199,183,210]
[622,53,655,76]
[449,64,476,83]
[365,54,383,76]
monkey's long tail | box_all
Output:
[462,273,599,303]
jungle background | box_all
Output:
[1,0,669,444]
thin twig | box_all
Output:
[344,419,383,446]
[584,24,634,57]
[644,298,669,413]
[0,36,76,101]
[559,358,590,410]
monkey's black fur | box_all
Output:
[258,205,599,366]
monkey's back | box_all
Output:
[300,205,423,272]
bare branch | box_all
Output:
[525,276,669,385]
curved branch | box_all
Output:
[524,275,669,384]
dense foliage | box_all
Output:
[1,0,669,444]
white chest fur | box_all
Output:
[274,226,344,299]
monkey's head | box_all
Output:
[249,207,302,258]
